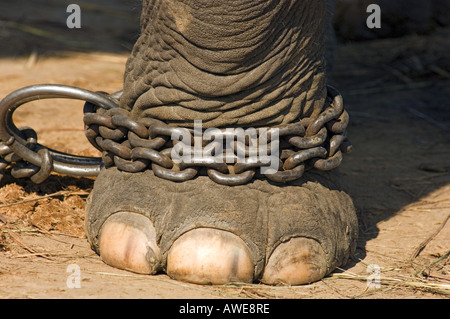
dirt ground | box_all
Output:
[0,1,449,299]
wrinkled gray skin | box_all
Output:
[120,0,332,128]
[86,0,358,285]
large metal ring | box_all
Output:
[0,84,118,177]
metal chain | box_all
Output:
[0,84,351,185]
[83,85,352,185]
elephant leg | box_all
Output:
[85,0,358,285]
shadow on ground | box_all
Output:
[330,30,450,266]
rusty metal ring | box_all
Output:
[234,156,283,174]
[306,107,341,136]
[177,157,229,173]
[327,110,349,134]
[287,127,328,149]
[11,162,38,179]
[128,131,168,150]
[329,134,348,157]
[312,151,343,171]
[152,163,198,182]
[283,147,328,171]
[30,148,54,184]
[95,137,131,160]
[131,147,173,169]
[114,156,149,173]
[265,165,305,183]
[207,169,255,186]
[111,115,149,139]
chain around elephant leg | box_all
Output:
[0,84,351,185]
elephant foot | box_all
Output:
[167,228,254,284]
[261,237,328,285]
[98,212,161,275]
[86,168,358,285]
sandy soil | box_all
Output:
[0,1,449,299]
